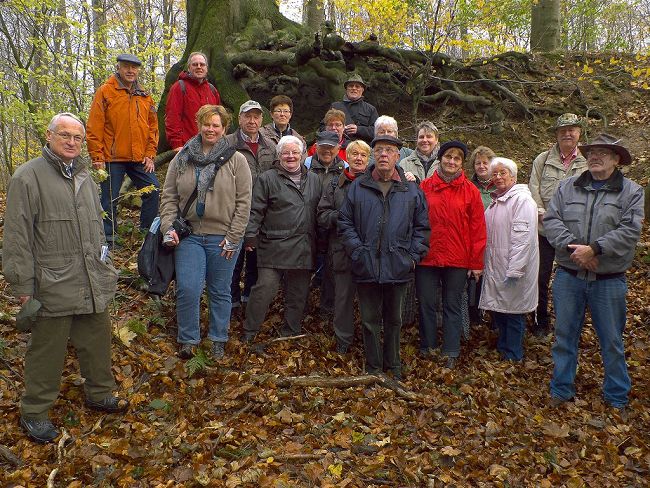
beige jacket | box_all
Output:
[528,144,587,235]
[160,150,252,245]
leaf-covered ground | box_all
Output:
[1,52,650,487]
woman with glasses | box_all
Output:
[416,141,487,369]
[160,105,252,361]
[260,95,306,148]
[479,158,539,361]
[308,109,349,161]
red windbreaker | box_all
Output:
[419,171,487,269]
[165,71,220,148]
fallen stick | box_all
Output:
[0,444,22,467]
[46,430,71,488]
[275,374,423,402]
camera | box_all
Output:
[171,217,192,239]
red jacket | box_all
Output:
[419,171,486,269]
[165,71,220,148]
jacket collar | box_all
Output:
[574,168,623,192]
[358,164,409,193]
[42,145,85,178]
[311,154,345,172]
[111,73,148,96]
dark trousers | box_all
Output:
[333,270,356,347]
[357,282,407,377]
[21,310,116,419]
[231,248,258,306]
[100,162,160,240]
[314,253,335,312]
[244,267,311,336]
[494,312,526,361]
[536,234,556,330]
[415,266,467,357]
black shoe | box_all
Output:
[178,343,194,359]
[85,396,130,413]
[20,417,59,443]
[336,343,349,354]
[444,357,458,369]
[211,341,225,359]
[532,327,550,338]
[242,332,256,343]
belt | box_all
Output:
[559,266,625,281]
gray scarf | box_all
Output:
[175,135,231,217]
[436,168,462,184]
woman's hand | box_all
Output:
[468,269,482,280]
[163,230,179,247]
[404,171,416,182]
[220,238,237,260]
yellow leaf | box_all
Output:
[441,446,461,456]
[488,464,510,478]
[582,64,593,74]
[332,411,347,422]
[266,456,274,463]
[327,463,343,478]
[609,57,619,65]
[542,422,570,438]
[117,326,137,346]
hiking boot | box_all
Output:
[242,332,256,343]
[20,417,59,444]
[178,343,194,359]
[211,341,225,359]
[444,356,458,370]
[549,396,569,408]
[336,342,349,354]
[85,396,130,413]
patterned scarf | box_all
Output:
[175,135,231,217]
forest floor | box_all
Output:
[1,52,649,487]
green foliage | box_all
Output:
[0,338,6,358]
[185,348,213,377]
[148,398,171,411]
[126,318,148,335]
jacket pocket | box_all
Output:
[330,242,349,272]
[350,247,374,281]
[35,258,80,314]
[388,246,413,282]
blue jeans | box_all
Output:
[174,234,241,344]
[100,162,160,240]
[550,268,630,407]
[493,312,526,361]
[415,266,467,357]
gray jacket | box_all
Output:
[398,150,439,182]
[245,164,321,270]
[225,130,276,186]
[544,169,644,277]
[3,147,118,316]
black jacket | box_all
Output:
[245,164,322,270]
[331,97,379,144]
[338,165,430,284]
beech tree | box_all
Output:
[530,0,561,51]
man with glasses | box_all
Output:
[87,53,160,249]
[544,134,643,419]
[338,134,430,379]
[528,113,588,337]
[260,95,305,147]
[4,113,128,443]
[165,51,221,151]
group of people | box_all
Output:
[3,51,644,444]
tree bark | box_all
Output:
[530,0,560,52]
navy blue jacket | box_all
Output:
[338,166,430,284]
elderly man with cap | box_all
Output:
[338,134,430,379]
[329,73,379,144]
[544,134,643,417]
[305,131,348,316]
[4,113,128,443]
[226,100,277,316]
[165,51,221,151]
[87,53,159,249]
[528,113,588,336]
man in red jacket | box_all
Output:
[165,52,221,151]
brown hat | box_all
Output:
[549,113,583,133]
[579,133,632,165]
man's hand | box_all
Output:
[92,161,105,170]
[404,171,416,182]
[344,124,358,136]
[568,244,596,268]
[143,156,155,173]
[19,295,31,305]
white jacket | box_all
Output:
[479,184,539,314]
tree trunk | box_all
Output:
[91,0,107,91]
[302,0,324,33]
[530,0,560,52]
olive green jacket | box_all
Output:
[3,147,118,316]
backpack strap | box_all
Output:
[178,79,186,95]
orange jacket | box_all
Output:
[87,74,159,163]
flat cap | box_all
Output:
[116,53,143,66]
[371,134,403,149]
[239,100,263,114]
[316,131,340,146]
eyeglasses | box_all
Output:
[280,150,301,157]
[492,170,510,178]
[53,131,84,143]
[273,109,291,114]
[373,147,398,155]
[190,62,207,67]
[327,123,344,129]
